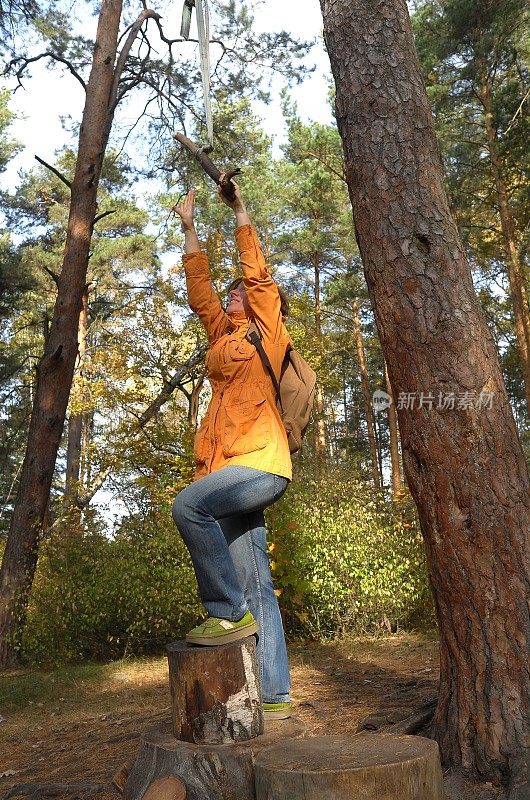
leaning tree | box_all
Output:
[0,0,308,668]
[319,0,530,792]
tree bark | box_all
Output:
[353,301,381,488]
[479,76,530,415]
[0,0,125,668]
[64,286,89,513]
[385,360,402,496]
[313,254,327,475]
[320,0,530,786]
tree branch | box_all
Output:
[503,86,530,136]
[2,784,114,800]
[75,344,207,508]
[138,344,207,426]
[5,51,86,90]
[296,150,346,183]
[42,265,60,286]
[109,8,161,112]
[34,155,72,189]
[93,209,117,226]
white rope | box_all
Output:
[195,0,214,148]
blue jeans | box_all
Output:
[172,466,290,704]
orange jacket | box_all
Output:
[183,224,292,481]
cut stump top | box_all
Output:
[166,640,244,654]
[256,734,440,772]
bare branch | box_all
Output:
[3,783,113,800]
[138,344,207,427]
[93,209,117,226]
[42,265,60,286]
[503,87,530,136]
[34,155,72,189]
[296,150,346,183]
[76,344,207,507]
[5,51,87,90]
[109,8,161,112]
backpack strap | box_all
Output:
[246,322,284,412]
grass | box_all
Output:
[0,657,170,718]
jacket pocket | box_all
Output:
[223,397,270,457]
[227,338,255,361]
[194,416,210,464]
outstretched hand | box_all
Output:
[217,174,244,211]
[173,189,195,230]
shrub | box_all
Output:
[266,470,434,639]
[21,513,200,666]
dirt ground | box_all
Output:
[0,634,505,799]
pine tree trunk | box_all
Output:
[479,77,530,415]
[0,0,124,668]
[385,361,402,496]
[313,254,327,475]
[353,301,381,488]
[64,287,89,513]
[320,0,530,786]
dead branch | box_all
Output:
[385,699,437,735]
[2,783,117,800]
[74,343,208,508]
[5,51,86,91]
[34,156,72,189]
[503,86,530,136]
[92,209,117,226]
[138,343,207,426]
[297,150,346,183]
[41,265,60,286]
[109,8,161,112]
[356,697,437,736]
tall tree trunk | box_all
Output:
[385,361,402,497]
[64,287,89,513]
[353,301,381,488]
[0,0,125,668]
[313,253,327,475]
[320,0,530,787]
[479,76,530,415]
[188,373,206,428]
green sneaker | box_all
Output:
[186,611,259,645]
[263,701,292,720]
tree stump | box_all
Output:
[123,718,307,800]
[254,734,443,800]
[142,777,187,800]
[167,639,262,744]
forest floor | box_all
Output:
[0,632,505,800]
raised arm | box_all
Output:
[174,190,229,343]
[218,179,286,343]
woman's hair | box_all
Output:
[226,276,289,320]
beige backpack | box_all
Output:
[247,323,317,454]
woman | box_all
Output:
[172,180,292,719]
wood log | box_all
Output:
[113,762,133,794]
[142,777,187,800]
[167,639,262,744]
[254,734,443,800]
[123,718,306,800]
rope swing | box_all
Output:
[175,0,241,201]
[180,0,214,150]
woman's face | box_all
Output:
[226,281,251,315]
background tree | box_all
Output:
[0,0,310,666]
[412,0,530,420]
[320,0,530,790]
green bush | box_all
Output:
[266,470,434,639]
[15,471,433,664]
[21,513,200,666]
